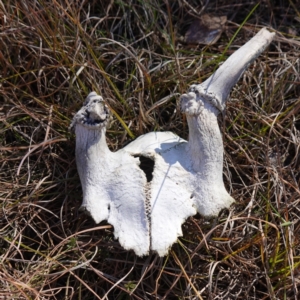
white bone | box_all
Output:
[71,93,150,256]
[71,28,275,256]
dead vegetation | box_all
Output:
[0,0,299,299]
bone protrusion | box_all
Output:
[200,28,275,111]
[72,28,275,256]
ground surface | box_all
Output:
[0,0,300,299]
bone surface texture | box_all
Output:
[72,28,275,256]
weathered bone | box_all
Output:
[70,93,150,256]
[71,28,275,256]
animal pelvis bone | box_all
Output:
[71,28,275,256]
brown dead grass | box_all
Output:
[0,0,299,299]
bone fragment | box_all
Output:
[72,28,275,256]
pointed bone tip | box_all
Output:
[84,91,104,105]
[196,27,275,112]
[70,92,110,130]
[87,91,98,97]
[258,27,275,38]
[180,91,204,116]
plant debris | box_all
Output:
[185,14,227,45]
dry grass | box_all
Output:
[0,0,300,299]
